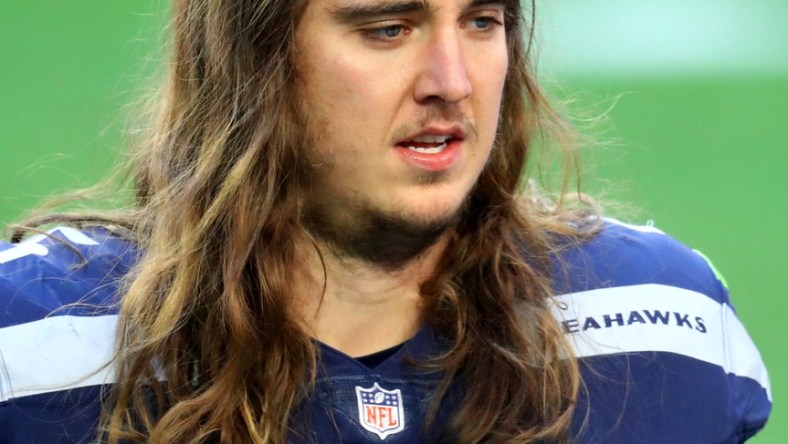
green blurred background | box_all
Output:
[1,1,785,441]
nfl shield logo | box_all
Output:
[355,383,405,439]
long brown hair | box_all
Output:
[15,0,596,442]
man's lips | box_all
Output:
[392,124,467,171]
[394,137,462,172]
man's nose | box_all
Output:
[413,30,473,105]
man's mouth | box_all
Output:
[393,126,465,171]
[397,135,452,154]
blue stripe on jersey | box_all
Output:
[575,352,745,444]
[0,228,133,328]
[552,218,729,303]
[0,385,104,443]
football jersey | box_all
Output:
[0,221,771,443]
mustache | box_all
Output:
[391,107,478,142]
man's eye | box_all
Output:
[368,25,405,40]
[471,17,493,29]
[467,15,504,32]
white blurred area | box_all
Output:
[537,0,788,77]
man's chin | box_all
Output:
[304,202,463,271]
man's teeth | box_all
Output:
[403,135,451,154]
[407,143,447,154]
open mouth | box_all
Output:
[394,128,464,172]
[397,135,452,154]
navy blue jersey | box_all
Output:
[0,221,771,443]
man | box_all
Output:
[0,0,771,443]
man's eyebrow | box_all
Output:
[329,0,432,24]
[464,0,506,9]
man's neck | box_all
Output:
[291,236,447,357]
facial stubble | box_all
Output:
[302,166,465,271]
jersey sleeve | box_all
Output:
[715,271,772,439]
[0,227,133,443]
[552,219,771,443]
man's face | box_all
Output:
[295,0,509,266]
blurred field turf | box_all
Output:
[1,2,785,442]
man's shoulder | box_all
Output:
[552,217,725,300]
[549,217,731,343]
[0,227,124,439]
[549,218,771,442]
[0,226,135,328]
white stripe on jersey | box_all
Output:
[552,284,771,400]
[723,305,772,399]
[0,284,770,403]
[602,217,665,234]
[0,227,99,264]
[0,315,116,402]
